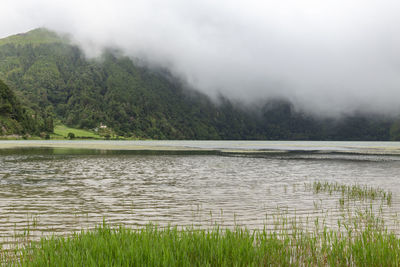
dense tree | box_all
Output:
[0,79,46,135]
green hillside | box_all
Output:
[0,79,49,136]
[0,28,397,140]
[0,29,256,139]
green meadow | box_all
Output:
[52,124,102,139]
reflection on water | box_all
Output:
[1,145,400,246]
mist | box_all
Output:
[2,0,400,116]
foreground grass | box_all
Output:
[2,213,400,267]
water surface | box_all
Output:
[1,141,400,245]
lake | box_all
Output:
[1,140,400,245]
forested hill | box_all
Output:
[0,28,259,139]
[0,28,399,140]
[0,79,50,136]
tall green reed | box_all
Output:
[2,205,400,267]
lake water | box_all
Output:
[1,140,400,245]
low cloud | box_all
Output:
[2,0,400,116]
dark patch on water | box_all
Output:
[0,147,222,156]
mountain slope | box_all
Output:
[0,79,48,136]
[0,29,256,139]
[0,28,396,140]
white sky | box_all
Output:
[2,0,400,116]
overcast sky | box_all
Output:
[2,0,400,116]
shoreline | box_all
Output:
[0,140,400,155]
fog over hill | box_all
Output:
[0,28,398,140]
[2,0,400,117]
